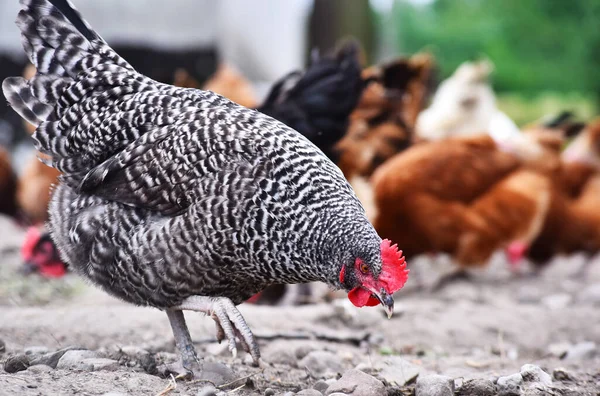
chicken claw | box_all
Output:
[174,296,261,365]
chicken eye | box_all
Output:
[360,262,369,274]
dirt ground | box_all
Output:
[0,215,599,395]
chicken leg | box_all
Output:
[166,296,260,380]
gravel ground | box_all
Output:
[0,215,599,395]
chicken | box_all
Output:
[21,226,67,278]
[415,60,522,145]
[201,64,258,108]
[0,145,18,217]
[369,134,552,269]
[3,0,409,380]
[527,119,600,264]
[16,155,61,224]
[335,53,435,180]
[257,41,364,162]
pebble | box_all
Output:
[295,345,317,360]
[296,390,322,396]
[326,369,385,396]
[197,361,235,386]
[547,343,571,359]
[496,373,523,396]
[56,350,99,370]
[415,374,454,396]
[299,351,343,378]
[264,388,275,396]
[564,342,597,360]
[457,379,495,396]
[197,385,218,396]
[263,345,298,367]
[312,380,329,394]
[552,368,576,382]
[3,354,30,373]
[24,346,49,356]
[541,293,572,310]
[26,364,54,374]
[138,353,157,375]
[30,346,87,369]
[578,283,600,305]
[373,356,421,386]
[520,364,552,386]
[81,358,120,371]
[206,342,230,357]
[0,339,5,354]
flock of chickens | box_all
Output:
[0,0,599,381]
[1,17,599,290]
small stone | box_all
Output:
[547,343,571,359]
[82,358,120,371]
[4,354,30,373]
[313,380,329,394]
[374,356,421,386]
[264,388,275,396]
[139,353,157,375]
[197,361,235,386]
[299,351,343,378]
[0,339,5,354]
[24,346,49,356]
[26,364,54,374]
[517,288,542,304]
[56,350,99,369]
[541,293,572,310]
[415,374,454,396]
[520,364,552,386]
[264,345,297,366]
[296,390,322,396]
[552,367,576,382]
[326,369,385,396]
[295,345,317,360]
[457,379,495,396]
[30,346,87,369]
[197,385,218,396]
[497,373,523,396]
[206,342,229,357]
[578,283,600,305]
[565,342,597,360]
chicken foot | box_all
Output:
[165,309,202,379]
[172,296,261,366]
[165,308,239,384]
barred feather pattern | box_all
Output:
[4,0,384,307]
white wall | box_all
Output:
[0,0,313,86]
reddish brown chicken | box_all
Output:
[17,155,61,224]
[527,119,600,264]
[335,53,435,180]
[369,134,552,269]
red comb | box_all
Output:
[379,239,409,293]
[21,226,42,260]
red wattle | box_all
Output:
[348,287,380,307]
[40,261,67,278]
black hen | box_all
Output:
[257,42,364,161]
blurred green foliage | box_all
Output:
[378,0,600,121]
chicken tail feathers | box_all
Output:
[2,0,135,167]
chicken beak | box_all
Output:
[374,288,394,319]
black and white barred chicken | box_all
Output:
[2,0,409,381]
